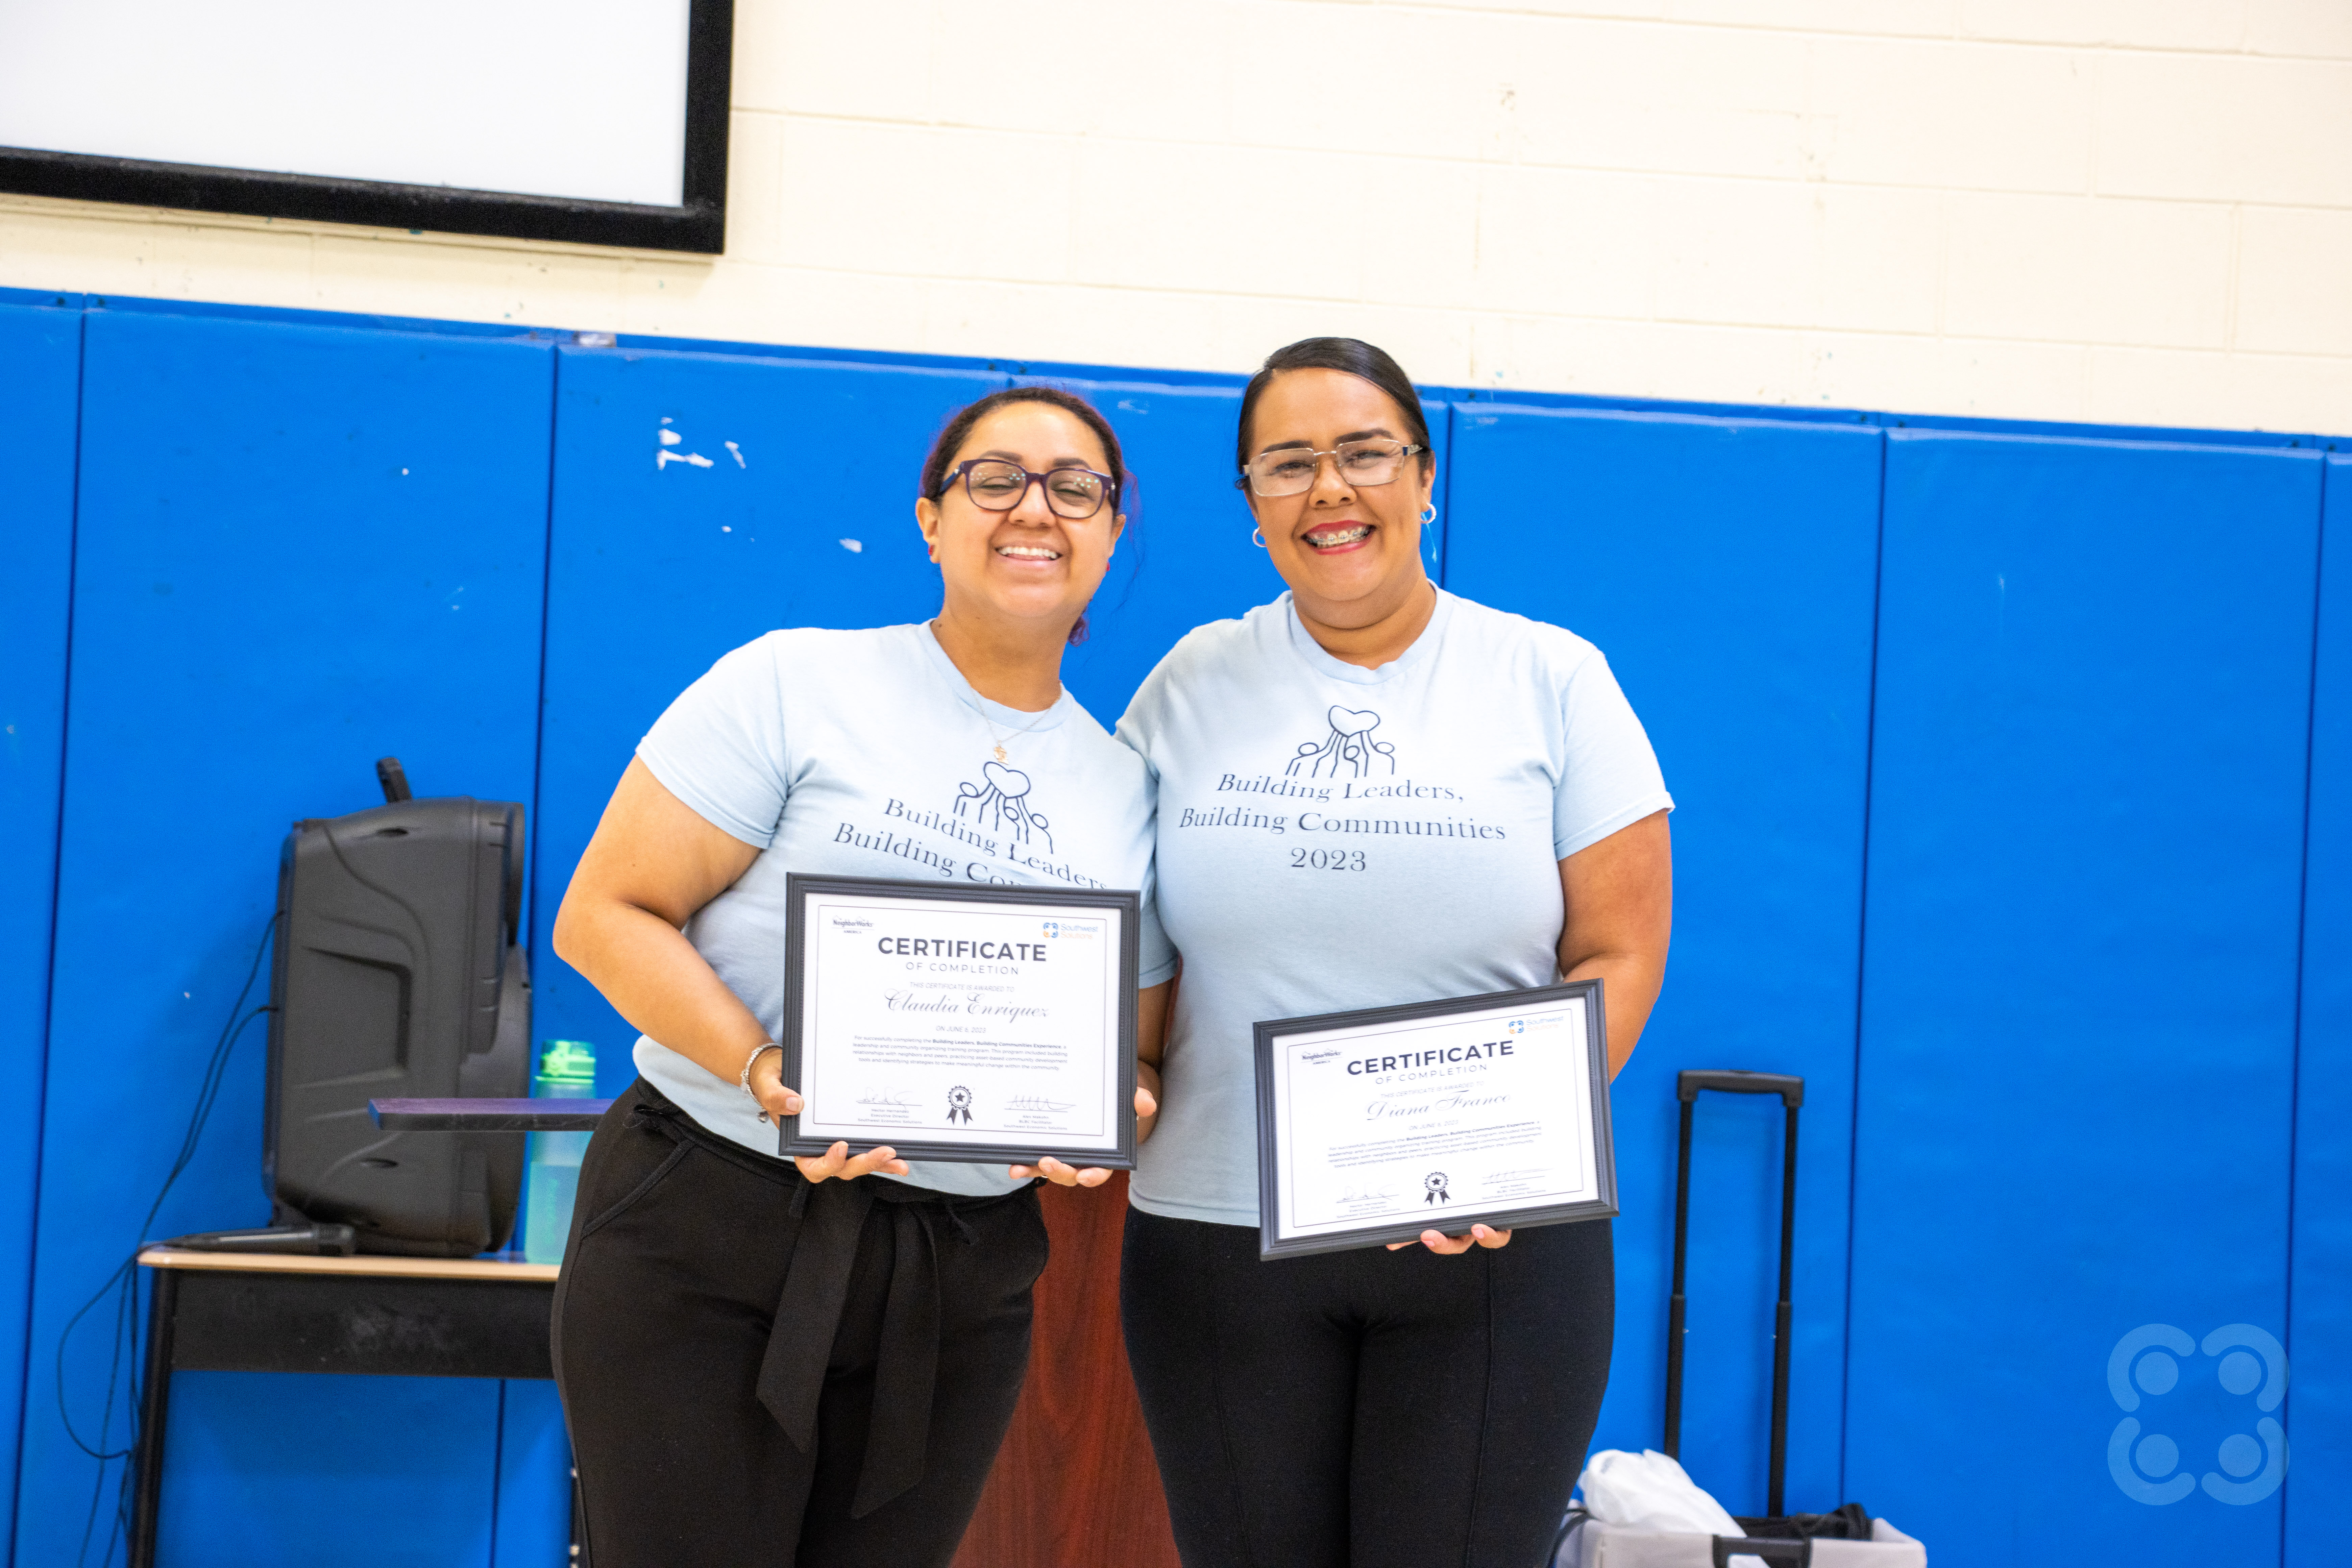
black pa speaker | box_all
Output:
[263,761,531,1256]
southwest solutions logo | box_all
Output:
[2107,1324,2286,1505]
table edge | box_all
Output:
[136,1248,560,1282]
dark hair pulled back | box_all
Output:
[921,385,1127,512]
[1233,337,1433,486]
[919,385,1131,646]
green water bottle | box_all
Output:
[524,1040,597,1265]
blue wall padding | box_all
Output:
[18,309,554,1567]
[2286,454,2350,1562]
[1847,432,2322,1564]
[0,301,83,1557]
[157,1374,501,1567]
[1444,406,1884,1515]
[531,348,1004,1091]
[492,1381,571,1567]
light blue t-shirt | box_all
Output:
[1115,589,1673,1226]
[633,623,1177,1198]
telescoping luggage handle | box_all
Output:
[1664,1069,1805,1519]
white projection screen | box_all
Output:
[0,0,732,252]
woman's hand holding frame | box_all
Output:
[748,1048,910,1183]
[1008,979,1169,1185]
[1009,1083,1162,1186]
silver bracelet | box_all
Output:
[740,1041,781,1101]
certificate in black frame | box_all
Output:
[779,873,1141,1169]
[1252,979,1618,1260]
[0,0,734,254]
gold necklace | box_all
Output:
[934,620,1057,762]
[977,703,1054,764]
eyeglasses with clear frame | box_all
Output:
[1239,439,1425,498]
[938,458,1116,520]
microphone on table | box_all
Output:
[157,1223,359,1256]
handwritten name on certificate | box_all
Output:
[1259,986,1613,1256]
[792,889,1125,1161]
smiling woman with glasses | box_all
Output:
[1114,337,1676,1568]
[548,385,1176,1568]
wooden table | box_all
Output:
[129,1248,562,1568]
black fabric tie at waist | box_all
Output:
[758,1177,948,1519]
[622,1087,1012,1518]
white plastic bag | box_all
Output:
[1575,1449,1763,1568]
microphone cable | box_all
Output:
[58,911,276,1568]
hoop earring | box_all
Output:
[1252,528,1266,549]
[1420,503,1438,526]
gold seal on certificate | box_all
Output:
[1252,980,1617,1258]
[779,874,1140,1167]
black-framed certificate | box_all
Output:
[1253,980,1617,1259]
[779,874,1140,1168]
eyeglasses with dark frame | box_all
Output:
[938,458,1118,520]
[1238,439,1426,498]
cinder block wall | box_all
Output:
[2,0,2347,432]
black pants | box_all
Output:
[1121,1207,1613,1568]
[552,1080,1049,1568]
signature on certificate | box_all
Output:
[1337,1185,1399,1206]
[1006,1094,1075,1113]
[855,1090,914,1107]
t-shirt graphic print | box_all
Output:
[1117,589,1671,1226]
[1290,703,1396,778]
[959,760,1053,849]
[631,623,1174,1198]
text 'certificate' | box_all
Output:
[781,875,1140,1167]
[1253,981,1617,1258]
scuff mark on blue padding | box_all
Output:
[1444,405,1884,1515]
[2286,453,2351,1565]
[17,310,551,1567]
[1848,431,2321,1563]
[0,300,84,1564]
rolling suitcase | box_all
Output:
[1558,1070,1927,1567]
[264,758,531,1256]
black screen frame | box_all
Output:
[0,0,734,254]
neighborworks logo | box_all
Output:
[2107,1324,2286,1505]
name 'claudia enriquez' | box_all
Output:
[884,991,1049,1025]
